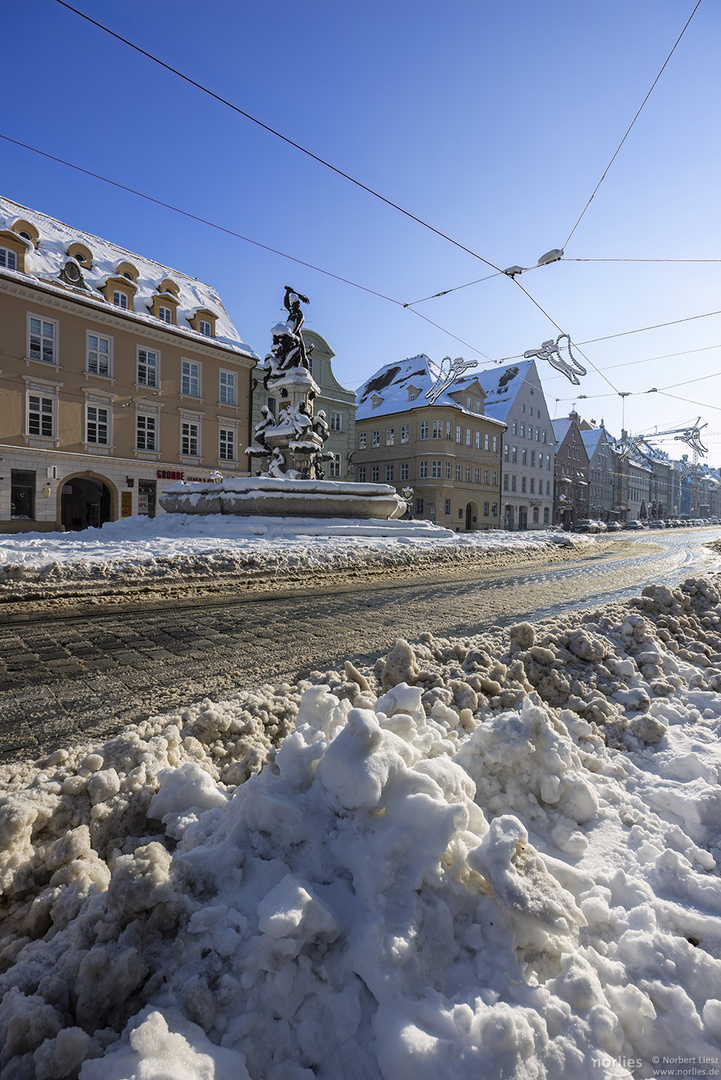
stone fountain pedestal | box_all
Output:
[159,476,406,519]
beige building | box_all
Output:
[0,195,258,532]
[355,356,505,530]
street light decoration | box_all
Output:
[523,333,586,385]
[425,356,478,405]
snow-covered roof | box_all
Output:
[474,359,534,423]
[581,426,606,459]
[355,355,504,426]
[0,194,258,360]
[551,417,573,450]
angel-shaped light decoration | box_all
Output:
[425,356,479,405]
[674,419,708,457]
[523,333,586,386]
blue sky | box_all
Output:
[3,0,721,463]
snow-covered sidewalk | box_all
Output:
[1,565,720,1078]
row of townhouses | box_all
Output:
[0,194,718,533]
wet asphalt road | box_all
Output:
[0,529,719,764]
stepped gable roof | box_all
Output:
[0,193,258,359]
[356,355,503,425]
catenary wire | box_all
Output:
[0,132,498,361]
[562,0,703,250]
[52,0,504,275]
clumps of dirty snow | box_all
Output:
[0,576,720,1079]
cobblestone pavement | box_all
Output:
[0,531,719,764]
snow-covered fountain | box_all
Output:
[160,288,405,519]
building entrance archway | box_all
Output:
[61,476,113,531]
[465,501,478,531]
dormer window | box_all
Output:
[158,306,172,324]
[199,320,212,337]
[371,394,383,409]
[0,248,17,270]
[67,242,93,268]
[188,308,218,338]
[113,291,129,309]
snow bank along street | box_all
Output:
[1,562,720,1077]
[0,515,583,606]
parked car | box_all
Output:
[605,521,623,532]
[574,519,599,533]
[624,519,644,530]
[594,520,608,532]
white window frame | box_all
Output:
[419,420,429,440]
[371,429,380,447]
[199,319,213,337]
[27,392,55,440]
[158,305,173,324]
[135,412,158,452]
[0,247,17,270]
[181,420,201,457]
[385,427,395,446]
[27,314,58,367]
[419,460,428,478]
[330,453,342,478]
[431,460,442,478]
[358,466,366,482]
[358,431,367,449]
[330,412,343,432]
[181,359,202,398]
[400,425,410,444]
[113,290,129,309]
[86,332,113,377]
[86,403,110,446]
[400,463,409,481]
[219,425,236,462]
[136,346,159,388]
[432,420,442,439]
[371,465,379,482]
[219,369,237,406]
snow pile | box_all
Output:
[0,515,580,601]
[1,577,720,1078]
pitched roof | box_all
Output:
[474,359,535,423]
[0,194,258,358]
[356,355,503,425]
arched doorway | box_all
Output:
[61,476,113,531]
[464,502,478,531]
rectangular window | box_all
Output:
[512,421,517,436]
[358,432,367,449]
[484,433,490,451]
[546,480,551,495]
[385,427,395,446]
[465,429,471,447]
[504,443,509,461]
[522,448,528,466]
[521,476,527,492]
[445,461,452,479]
[330,412,343,432]
[530,477,535,494]
[492,471,497,485]
[385,463,394,481]
[416,498,424,515]
[199,320,212,337]
[419,421,429,440]
[476,468,481,484]
[358,466,366,482]
[219,369,237,406]
[158,306,172,324]
[483,469,489,484]
[28,394,54,438]
[475,431,481,449]
[137,347,158,388]
[544,507,550,524]
[86,405,109,445]
[432,420,442,439]
[432,460,442,478]
[465,466,471,482]
[521,404,526,413]
[492,436,498,452]
[0,247,17,270]
[530,450,535,467]
[511,475,517,492]
[113,290,128,309]
[372,429,380,447]
[330,453,342,478]
[87,333,111,376]
[419,460,428,478]
[520,423,525,438]
[371,465,379,482]
[446,421,453,439]
[219,427,236,461]
[136,414,157,451]
[400,425,410,444]
[11,469,35,520]
[503,473,509,491]
[484,502,490,517]
[512,446,518,464]
[455,464,462,480]
[29,317,56,364]
[456,425,462,444]
[400,463,409,481]
[444,498,451,515]
[536,428,540,441]
[181,421,200,456]
[181,360,201,397]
